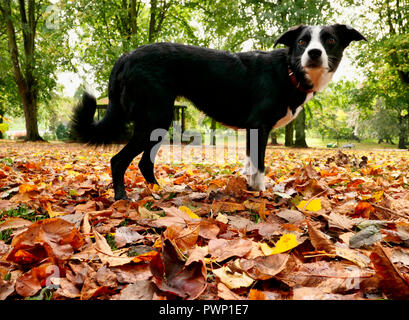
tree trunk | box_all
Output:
[210,118,216,146]
[284,122,294,147]
[398,115,407,149]
[1,0,42,141]
[294,109,308,148]
[270,130,278,145]
[22,90,41,140]
[148,0,157,43]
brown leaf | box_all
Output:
[276,259,371,289]
[80,267,99,300]
[15,270,41,297]
[239,254,290,280]
[224,176,247,197]
[211,201,246,213]
[112,264,152,284]
[15,262,59,297]
[115,226,144,248]
[150,207,196,228]
[93,229,134,267]
[292,287,362,300]
[307,221,335,254]
[370,243,409,299]
[217,282,245,300]
[0,279,15,300]
[96,265,117,287]
[55,278,81,299]
[119,280,155,300]
[0,217,32,232]
[199,219,220,239]
[150,239,207,299]
[208,239,253,262]
[7,218,84,264]
[163,224,199,252]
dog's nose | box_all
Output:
[308,49,322,60]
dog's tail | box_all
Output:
[70,92,126,145]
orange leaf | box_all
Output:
[347,179,364,190]
[354,201,375,218]
[249,289,265,300]
[18,184,38,193]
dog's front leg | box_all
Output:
[245,127,269,191]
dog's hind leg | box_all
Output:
[138,118,173,186]
[110,131,149,200]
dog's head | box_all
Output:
[274,24,367,91]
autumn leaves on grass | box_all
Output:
[1,144,409,300]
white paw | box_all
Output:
[241,156,251,175]
[247,170,265,191]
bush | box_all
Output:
[56,122,70,140]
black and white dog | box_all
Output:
[71,24,366,200]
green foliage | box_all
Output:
[308,81,358,141]
[0,206,48,222]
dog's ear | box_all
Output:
[332,24,367,47]
[274,25,306,48]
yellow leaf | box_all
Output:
[45,202,68,218]
[64,164,73,169]
[179,205,200,219]
[151,184,161,192]
[297,199,322,212]
[372,190,384,202]
[260,234,299,255]
[213,265,254,289]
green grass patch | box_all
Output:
[0,206,49,222]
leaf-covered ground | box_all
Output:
[1,140,409,300]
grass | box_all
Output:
[275,136,400,150]
[0,206,49,223]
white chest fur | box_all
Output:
[273,92,313,129]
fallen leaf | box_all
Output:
[0,279,15,300]
[260,234,299,255]
[0,217,32,232]
[115,226,144,248]
[239,254,290,280]
[297,199,322,212]
[249,289,265,300]
[349,225,382,249]
[163,224,199,252]
[178,206,200,219]
[217,282,245,300]
[208,239,253,262]
[119,280,156,300]
[276,209,305,224]
[307,221,335,253]
[150,239,207,299]
[370,243,409,299]
[213,265,254,289]
[7,218,84,264]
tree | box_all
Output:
[71,0,199,90]
[308,81,358,142]
[0,0,74,141]
[352,0,409,148]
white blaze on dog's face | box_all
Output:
[275,24,367,92]
[301,26,333,91]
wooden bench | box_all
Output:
[96,98,187,134]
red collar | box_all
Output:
[288,67,315,94]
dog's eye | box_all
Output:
[298,39,307,46]
[327,37,336,45]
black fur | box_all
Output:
[70,24,366,200]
